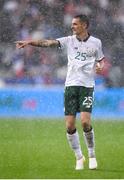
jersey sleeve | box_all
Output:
[96,40,104,62]
[56,37,68,49]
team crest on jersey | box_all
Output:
[86,47,96,57]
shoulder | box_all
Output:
[62,35,75,41]
[57,35,73,42]
[68,35,76,39]
[89,36,102,45]
[57,35,74,40]
[57,35,75,45]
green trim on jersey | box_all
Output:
[64,86,94,115]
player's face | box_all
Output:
[71,18,86,35]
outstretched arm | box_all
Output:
[15,39,60,49]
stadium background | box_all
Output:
[0,0,123,118]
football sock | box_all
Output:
[83,128,95,158]
[67,129,83,160]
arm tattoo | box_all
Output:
[30,40,59,48]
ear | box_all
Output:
[81,22,87,29]
[83,22,88,29]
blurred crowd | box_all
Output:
[0,0,123,88]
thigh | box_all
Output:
[64,86,79,116]
[80,111,91,124]
[79,87,94,113]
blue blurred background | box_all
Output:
[0,0,124,118]
[0,87,124,118]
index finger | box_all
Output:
[14,41,25,43]
[14,41,21,44]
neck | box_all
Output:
[76,31,89,41]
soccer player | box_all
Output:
[16,14,105,170]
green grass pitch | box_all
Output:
[0,118,124,179]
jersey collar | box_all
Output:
[76,33,90,42]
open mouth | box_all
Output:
[72,30,76,33]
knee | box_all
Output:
[66,121,76,134]
[81,112,92,132]
[65,116,76,133]
[82,121,92,132]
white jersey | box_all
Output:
[57,35,104,87]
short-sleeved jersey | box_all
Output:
[57,35,104,87]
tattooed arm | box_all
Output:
[16,39,60,49]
